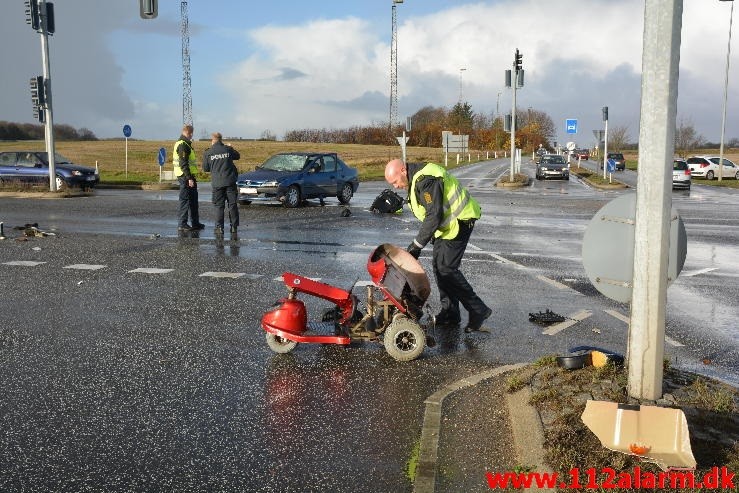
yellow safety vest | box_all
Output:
[409,162,481,240]
[173,139,197,177]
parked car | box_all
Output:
[236,152,359,208]
[672,158,691,190]
[535,154,569,180]
[0,151,99,190]
[686,155,739,180]
[573,148,590,160]
[600,152,626,171]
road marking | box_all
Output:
[486,252,526,269]
[354,280,374,287]
[542,309,592,335]
[536,275,575,291]
[274,276,321,282]
[467,242,482,251]
[604,309,684,347]
[128,268,174,274]
[3,261,46,267]
[682,267,718,277]
[199,271,245,279]
[64,264,106,270]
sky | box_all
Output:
[1,0,737,147]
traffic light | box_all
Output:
[602,106,609,122]
[45,3,55,34]
[517,69,524,88]
[25,0,40,31]
[139,0,158,19]
[30,76,45,107]
[515,49,523,72]
[505,69,512,88]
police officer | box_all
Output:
[174,124,204,231]
[202,132,240,235]
[384,158,492,333]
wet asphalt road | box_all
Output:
[0,158,737,491]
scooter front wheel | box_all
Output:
[265,333,298,354]
[384,317,425,361]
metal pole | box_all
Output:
[510,72,517,182]
[125,137,129,179]
[628,0,683,401]
[602,119,609,179]
[401,130,407,164]
[718,1,734,182]
[38,0,56,192]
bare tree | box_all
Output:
[674,116,705,157]
[607,125,630,151]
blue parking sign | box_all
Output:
[565,119,578,134]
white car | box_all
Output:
[686,155,739,180]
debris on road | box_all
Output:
[529,309,565,325]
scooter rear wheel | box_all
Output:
[266,333,298,354]
[384,317,425,361]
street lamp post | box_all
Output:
[718,0,734,181]
[458,67,466,103]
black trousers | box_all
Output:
[212,184,239,228]
[432,220,489,320]
[178,177,199,227]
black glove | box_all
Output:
[406,242,422,259]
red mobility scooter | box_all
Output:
[261,243,434,361]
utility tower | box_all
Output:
[389,0,403,133]
[181,1,192,126]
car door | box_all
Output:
[0,152,19,183]
[721,158,738,179]
[317,154,338,196]
[17,152,47,184]
[301,155,323,198]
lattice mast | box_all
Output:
[181,1,192,126]
[389,1,399,133]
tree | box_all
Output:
[674,117,705,157]
[260,129,276,141]
[449,102,474,136]
[608,125,630,151]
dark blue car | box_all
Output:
[0,151,99,190]
[236,152,359,208]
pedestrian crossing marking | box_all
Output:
[64,264,107,270]
[3,261,46,267]
[128,268,174,274]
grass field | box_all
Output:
[0,140,498,183]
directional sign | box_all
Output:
[565,119,578,134]
[123,124,132,138]
[157,147,166,167]
[607,158,616,173]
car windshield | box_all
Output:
[260,154,309,172]
[542,156,565,164]
[37,153,72,165]
[686,157,704,164]
[673,160,688,170]
[608,153,623,159]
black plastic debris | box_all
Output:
[528,309,565,325]
[340,208,351,217]
[370,189,404,214]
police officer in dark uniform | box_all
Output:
[202,132,240,235]
[385,158,492,333]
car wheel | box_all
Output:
[338,183,353,204]
[706,170,714,180]
[238,200,252,206]
[265,333,298,354]
[283,185,301,208]
[55,176,66,191]
[384,316,425,362]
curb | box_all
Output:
[0,190,92,199]
[413,363,527,493]
[495,177,530,189]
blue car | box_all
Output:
[236,152,359,208]
[0,151,99,190]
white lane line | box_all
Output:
[486,252,526,269]
[542,309,592,336]
[536,275,577,291]
[128,268,174,274]
[274,276,321,282]
[64,264,106,270]
[3,261,46,266]
[682,267,718,277]
[468,243,482,251]
[199,272,246,279]
[604,309,684,347]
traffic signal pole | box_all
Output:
[38,0,56,191]
[627,0,683,400]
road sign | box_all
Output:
[607,158,616,172]
[566,119,578,134]
[593,129,605,142]
[581,193,686,303]
[157,147,166,167]
[123,124,132,138]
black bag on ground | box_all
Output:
[370,189,404,213]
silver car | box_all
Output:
[672,158,691,190]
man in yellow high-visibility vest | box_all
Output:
[385,158,492,333]
[173,124,204,232]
